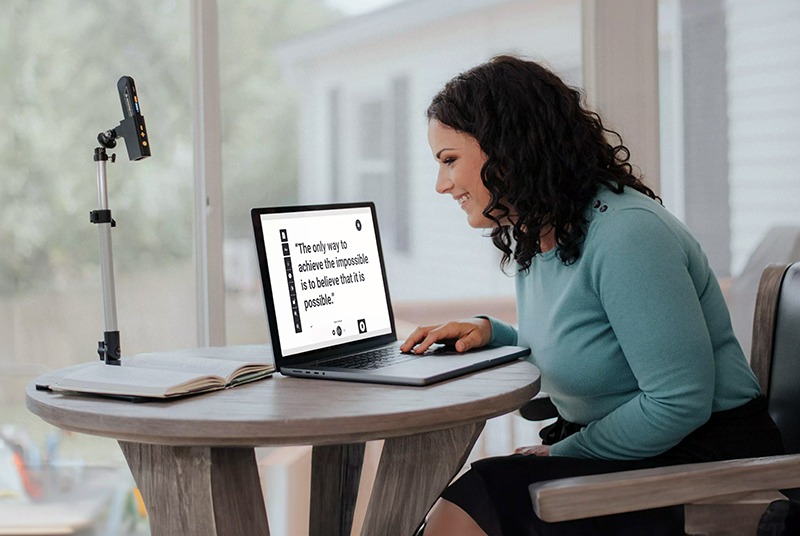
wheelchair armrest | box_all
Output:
[531,454,800,522]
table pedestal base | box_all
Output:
[361,421,486,535]
[121,421,484,535]
[120,442,270,536]
[310,443,365,535]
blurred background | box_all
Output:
[2,0,799,533]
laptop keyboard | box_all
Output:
[318,346,418,370]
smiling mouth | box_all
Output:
[456,193,471,206]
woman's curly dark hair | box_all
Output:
[426,55,660,270]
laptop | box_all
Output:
[251,202,530,386]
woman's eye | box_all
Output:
[442,157,455,165]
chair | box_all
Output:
[726,226,800,360]
[524,262,800,535]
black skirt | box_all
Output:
[440,395,784,536]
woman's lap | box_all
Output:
[439,395,784,535]
[442,454,683,536]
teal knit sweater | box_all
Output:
[487,186,761,460]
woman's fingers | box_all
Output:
[413,323,469,354]
[399,325,437,352]
[400,318,491,354]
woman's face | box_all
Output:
[428,120,496,229]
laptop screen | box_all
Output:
[253,203,395,358]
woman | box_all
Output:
[400,55,783,535]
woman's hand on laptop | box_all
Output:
[400,318,492,355]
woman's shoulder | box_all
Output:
[584,185,700,258]
[588,185,682,236]
[591,184,666,216]
[578,186,710,289]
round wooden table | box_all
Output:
[27,347,540,535]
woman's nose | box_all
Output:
[435,172,453,194]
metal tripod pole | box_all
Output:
[92,147,121,365]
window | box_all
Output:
[1,1,192,531]
[353,77,411,253]
[275,0,582,303]
[219,1,340,346]
[659,0,800,352]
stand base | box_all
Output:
[98,330,121,365]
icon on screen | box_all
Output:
[357,319,367,334]
[355,219,362,231]
[280,228,301,332]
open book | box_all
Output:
[44,346,275,400]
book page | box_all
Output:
[123,354,255,381]
[50,362,223,398]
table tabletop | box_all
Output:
[26,345,540,447]
[25,346,540,535]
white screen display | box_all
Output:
[259,206,393,356]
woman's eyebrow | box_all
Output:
[435,148,454,160]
